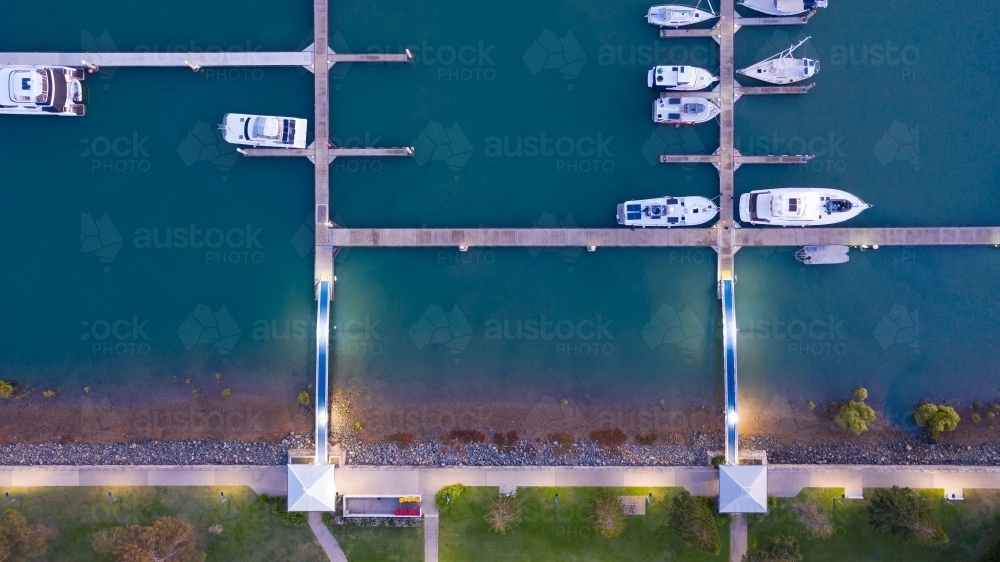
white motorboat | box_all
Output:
[647,65,718,90]
[652,95,720,125]
[0,65,85,116]
[646,4,717,27]
[737,37,819,85]
[739,0,826,16]
[739,188,870,226]
[219,113,308,149]
[618,196,718,227]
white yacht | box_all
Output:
[653,95,720,125]
[646,4,717,27]
[739,188,870,226]
[737,37,819,85]
[739,0,826,16]
[220,113,308,149]
[618,196,718,227]
[0,65,85,116]
[648,65,718,90]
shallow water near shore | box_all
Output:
[1,0,999,440]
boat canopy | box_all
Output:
[252,117,282,140]
[776,0,805,11]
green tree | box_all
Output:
[485,494,520,535]
[834,401,877,435]
[92,516,204,562]
[0,509,50,562]
[436,484,466,511]
[589,489,627,539]
[853,387,868,401]
[914,403,960,437]
[867,486,948,545]
[743,535,802,562]
[667,491,721,554]
[0,382,12,399]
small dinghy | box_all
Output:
[739,0,826,16]
[617,196,719,227]
[737,37,819,85]
[646,1,717,27]
[647,65,718,90]
[795,245,850,264]
[652,95,720,125]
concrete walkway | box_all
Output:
[307,512,349,562]
[767,465,1000,498]
[0,465,286,495]
[730,513,747,562]
[424,513,439,562]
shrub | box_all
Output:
[589,428,628,448]
[492,431,519,450]
[853,387,869,401]
[387,432,415,449]
[297,391,311,407]
[0,381,13,399]
[667,490,721,554]
[448,429,485,444]
[973,413,982,424]
[436,484,466,511]
[914,402,960,437]
[711,455,725,468]
[834,401,877,436]
[93,516,200,562]
[486,494,520,535]
[589,489,627,539]
[636,433,658,446]
[254,494,306,525]
[220,388,231,399]
[867,486,948,544]
[0,509,50,560]
[806,401,815,410]
[791,502,833,538]
[743,534,802,562]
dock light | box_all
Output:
[647,493,653,505]
[405,48,414,61]
[445,492,451,505]
[184,60,202,72]
[554,493,559,506]
[220,491,229,504]
[459,245,468,252]
[587,245,596,252]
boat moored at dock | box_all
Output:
[737,37,819,85]
[653,95,720,125]
[646,4,717,27]
[738,0,826,16]
[0,65,85,116]
[220,113,308,149]
[739,188,870,226]
[617,196,718,227]
[648,65,718,90]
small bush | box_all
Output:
[255,494,306,525]
[668,490,721,554]
[834,401,877,436]
[589,428,628,448]
[0,381,13,399]
[436,484,466,511]
[914,402,960,437]
[220,388,231,399]
[743,534,802,562]
[792,502,833,538]
[973,413,982,424]
[636,433,658,446]
[486,494,520,535]
[387,432,415,449]
[492,431,519,450]
[297,391,311,407]
[590,489,627,539]
[448,429,485,444]
[711,455,725,468]
[854,387,869,401]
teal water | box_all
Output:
[1,0,999,436]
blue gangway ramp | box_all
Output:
[315,280,331,464]
[721,276,739,465]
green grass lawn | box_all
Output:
[748,488,1000,561]
[328,524,424,562]
[0,486,326,561]
[439,487,729,562]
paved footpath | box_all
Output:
[730,513,747,562]
[0,465,286,495]
[307,512,349,562]
[424,513,439,562]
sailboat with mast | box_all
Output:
[646,0,717,28]
[736,37,819,85]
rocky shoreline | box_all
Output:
[0,433,998,467]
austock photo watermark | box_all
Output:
[736,132,848,173]
[80,133,151,172]
[483,132,615,172]
[81,316,151,357]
